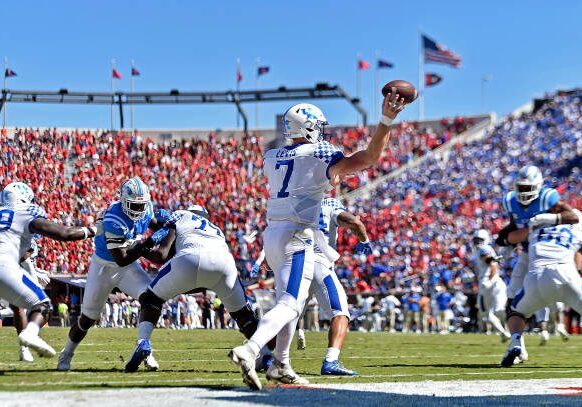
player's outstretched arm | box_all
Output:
[29,218,95,241]
[530,201,580,228]
[328,89,406,179]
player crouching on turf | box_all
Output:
[0,182,96,358]
[125,205,275,373]
[500,209,582,367]
[229,90,407,390]
[58,177,168,371]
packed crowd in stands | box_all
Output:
[337,93,581,300]
[0,92,579,315]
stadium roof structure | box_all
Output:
[0,83,368,132]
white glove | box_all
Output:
[34,269,51,288]
[529,213,559,230]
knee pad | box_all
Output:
[230,304,259,339]
[29,301,51,319]
[139,289,165,312]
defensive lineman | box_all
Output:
[229,90,407,390]
[0,182,95,358]
[501,210,582,367]
[471,229,510,340]
[497,165,579,360]
[124,205,274,373]
[58,177,165,371]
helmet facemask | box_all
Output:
[515,181,542,205]
[282,103,328,144]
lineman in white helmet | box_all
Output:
[472,229,510,341]
[229,90,408,389]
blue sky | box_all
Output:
[1,1,581,129]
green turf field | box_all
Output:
[1,327,582,391]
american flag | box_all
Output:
[422,34,461,68]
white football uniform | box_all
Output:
[148,210,246,312]
[512,223,582,317]
[473,244,506,313]
[263,141,344,313]
[311,198,349,320]
[0,204,49,309]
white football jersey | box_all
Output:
[173,210,226,252]
[472,244,498,285]
[528,223,582,268]
[0,204,46,262]
[315,198,345,255]
[263,141,344,227]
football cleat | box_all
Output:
[125,339,152,373]
[57,350,73,371]
[557,325,570,342]
[19,346,34,362]
[228,344,262,391]
[18,331,55,358]
[144,353,159,371]
[266,360,309,385]
[501,346,522,368]
[321,360,357,376]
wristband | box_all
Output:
[379,115,393,126]
[556,213,562,225]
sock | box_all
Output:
[138,321,154,341]
[248,303,297,351]
[325,347,341,362]
[64,337,80,354]
[298,329,305,339]
[273,316,299,366]
[23,321,40,336]
[510,332,522,346]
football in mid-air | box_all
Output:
[382,80,418,104]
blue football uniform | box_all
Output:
[82,201,154,320]
[94,201,154,262]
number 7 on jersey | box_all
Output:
[275,159,294,198]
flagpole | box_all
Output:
[236,58,240,129]
[2,57,7,128]
[255,57,260,128]
[374,50,379,121]
[356,53,361,126]
[131,60,135,135]
[110,59,115,130]
[418,30,425,121]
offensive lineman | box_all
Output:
[0,182,96,358]
[471,229,510,341]
[501,210,582,367]
[497,165,579,360]
[124,205,275,372]
[229,90,407,390]
[57,177,166,371]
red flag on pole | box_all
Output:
[358,59,371,70]
[236,69,243,83]
[112,69,122,79]
[425,73,442,87]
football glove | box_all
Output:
[163,212,183,229]
[355,240,372,255]
[145,227,169,249]
[529,213,559,230]
[154,209,170,224]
